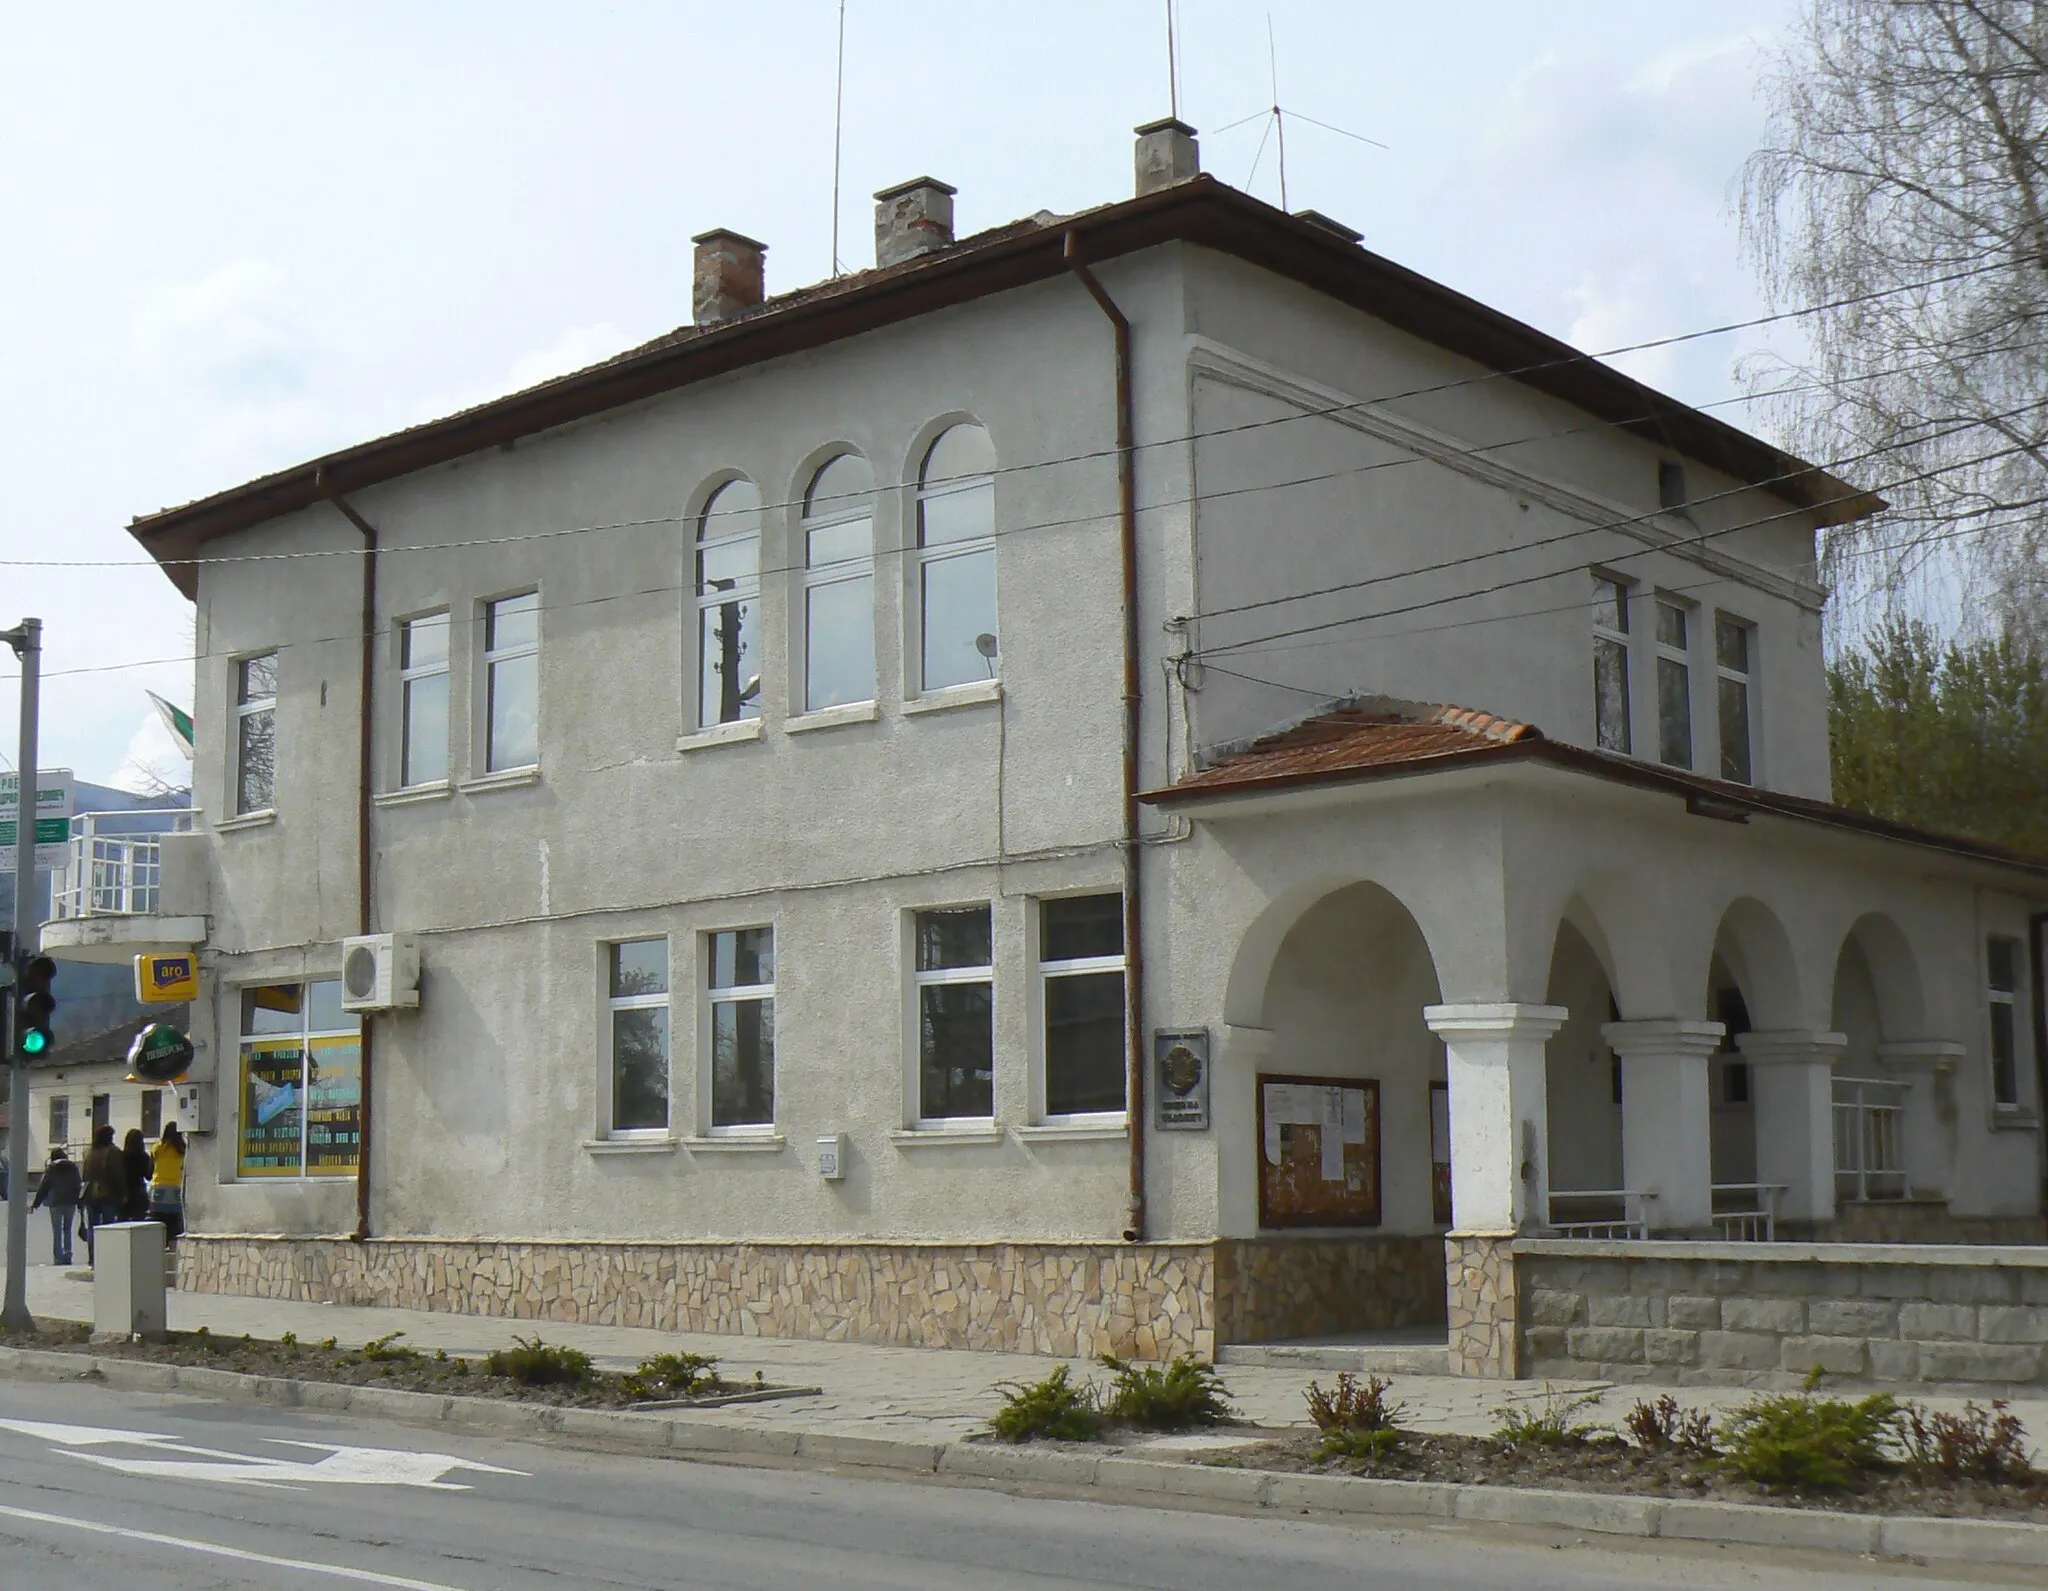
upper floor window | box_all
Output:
[608,939,671,1135]
[915,904,994,1123]
[399,612,450,787]
[1654,599,1692,770]
[483,593,539,772]
[802,454,876,711]
[1657,460,1688,512]
[1040,894,1126,1119]
[696,479,763,727]
[1590,574,1631,754]
[916,424,997,692]
[234,653,278,814]
[1988,935,2021,1107]
[237,979,361,1179]
[1715,613,1755,785]
[708,928,776,1130]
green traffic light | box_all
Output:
[20,1028,47,1056]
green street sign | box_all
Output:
[127,1022,196,1083]
[0,818,67,847]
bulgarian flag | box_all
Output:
[147,691,195,759]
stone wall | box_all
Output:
[1213,1235,1445,1345]
[1819,1202,2048,1247]
[180,1236,1216,1359]
[1445,1232,1520,1378]
[1519,1239,2048,1390]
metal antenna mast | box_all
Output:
[1268,14,1288,211]
[830,0,848,277]
[1166,0,1181,122]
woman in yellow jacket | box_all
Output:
[149,1123,187,1242]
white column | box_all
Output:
[1605,1019,1723,1233]
[1738,1029,1846,1226]
[1424,1003,1568,1233]
[1877,1040,1965,1202]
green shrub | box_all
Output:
[358,1331,419,1363]
[1898,1400,2035,1482]
[1625,1394,1716,1455]
[1313,1426,1402,1466]
[485,1335,593,1387]
[989,1364,1104,1442]
[1719,1383,1900,1489]
[1100,1354,1238,1430]
[628,1352,720,1399]
[1493,1386,1603,1448]
[1304,1372,1406,1435]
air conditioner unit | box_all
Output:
[341,933,421,1012]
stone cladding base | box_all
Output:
[1445,1232,1521,1377]
[1214,1235,1446,1345]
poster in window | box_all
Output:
[1256,1073,1380,1228]
[238,1039,305,1177]
[1429,1080,1453,1226]
[305,1035,363,1175]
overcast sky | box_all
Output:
[0,0,1801,793]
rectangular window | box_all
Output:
[1657,460,1688,511]
[141,1089,164,1139]
[235,652,278,814]
[707,928,775,1130]
[237,980,361,1179]
[91,1094,111,1132]
[608,939,671,1135]
[1989,936,2021,1107]
[1590,574,1632,754]
[400,612,451,787]
[484,593,540,773]
[1654,599,1692,770]
[48,1096,68,1148]
[916,906,994,1122]
[1715,614,1754,785]
[1040,894,1126,1118]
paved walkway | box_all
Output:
[5,1219,2045,1451]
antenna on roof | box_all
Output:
[830,0,849,277]
[1165,0,1182,122]
[1268,15,1288,211]
[1212,13,1387,209]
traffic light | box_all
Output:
[15,954,55,1059]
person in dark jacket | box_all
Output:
[79,1125,125,1265]
[29,1149,81,1265]
[121,1128,152,1222]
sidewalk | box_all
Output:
[6,1223,2046,1449]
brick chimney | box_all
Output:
[873,178,956,268]
[692,229,767,326]
[1134,118,1199,195]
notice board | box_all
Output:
[1257,1073,1381,1228]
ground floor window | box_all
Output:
[1039,894,1125,1117]
[608,939,671,1134]
[48,1095,68,1149]
[237,979,362,1178]
[916,905,994,1122]
[708,928,775,1129]
[141,1088,163,1139]
[1988,935,2021,1106]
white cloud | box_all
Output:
[134,258,317,401]
[105,708,191,796]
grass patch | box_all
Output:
[1100,1354,1238,1430]
[1493,1385,1604,1449]
[989,1365,1104,1443]
[484,1335,593,1387]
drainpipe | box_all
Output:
[2033,910,2048,1215]
[318,473,378,1244]
[1063,231,1147,1243]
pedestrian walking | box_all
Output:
[121,1128,152,1222]
[79,1124,125,1265]
[29,1149,81,1265]
[149,1123,187,1243]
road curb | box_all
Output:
[4,1347,2044,1569]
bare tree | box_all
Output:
[1741,0,2048,637]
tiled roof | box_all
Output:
[1167,699,1540,795]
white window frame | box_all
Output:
[604,938,672,1140]
[234,651,278,816]
[913,430,998,696]
[1653,596,1693,771]
[1590,571,1632,756]
[695,480,763,729]
[1036,893,1128,1125]
[482,591,540,774]
[703,927,776,1135]
[399,610,451,788]
[1987,934,2022,1109]
[911,903,996,1127]
[801,460,877,713]
[235,979,362,1181]
[1714,611,1756,786]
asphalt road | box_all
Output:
[0,1377,2024,1590]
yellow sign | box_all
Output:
[135,953,199,1004]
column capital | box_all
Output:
[1736,1029,1848,1067]
[1424,1003,1568,1044]
[1876,1039,1966,1074]
[1601,1018,1724,1060]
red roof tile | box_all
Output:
[1165,699,1540,795]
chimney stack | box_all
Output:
[873,177,956,268]
[1134,118,1200,195]
[692,229,767,326]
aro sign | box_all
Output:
[135,953,199,1004]
[126,1022,195,1084]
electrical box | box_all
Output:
[174,1081,217,1136]
[340,933,421,1012]
[816,1133,847,1181]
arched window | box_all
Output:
[801,453,876,710]
[915,423,997,691]
[695,478,762,727]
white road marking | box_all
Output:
[0,1501,474,1590]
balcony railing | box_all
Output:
[1711,1182,1787,1242]
[1834,1075,1909,1202]
[50,809,199,920]
[1548,1188,1655,1240]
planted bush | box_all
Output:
[1898,1400,2035,1483]
[628,1351,720,1400]
[1101,1354,1238,1430]
[1718,1381,1899,1489]
[358,1331,419,1363]
[485,1335,593,1387]
[1492,1386,1604,1448]
[1305,1373,1406,1434]
[989,1364,1104,1442]
[1624,1395,1716,1456]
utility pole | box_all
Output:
[2,617,40,1334]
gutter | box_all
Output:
[320,476,379,1244]
[1064,231,1147,1243]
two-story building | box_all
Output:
[72,121,2048,1381]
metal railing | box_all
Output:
[1711,1182,1786,1242]
[49,808,198,920]
[1547,1188,1655,1240]
[1833,1075,1909,1202]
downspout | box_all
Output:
[319,473,378,1244]
[1064,231,1147,1242]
